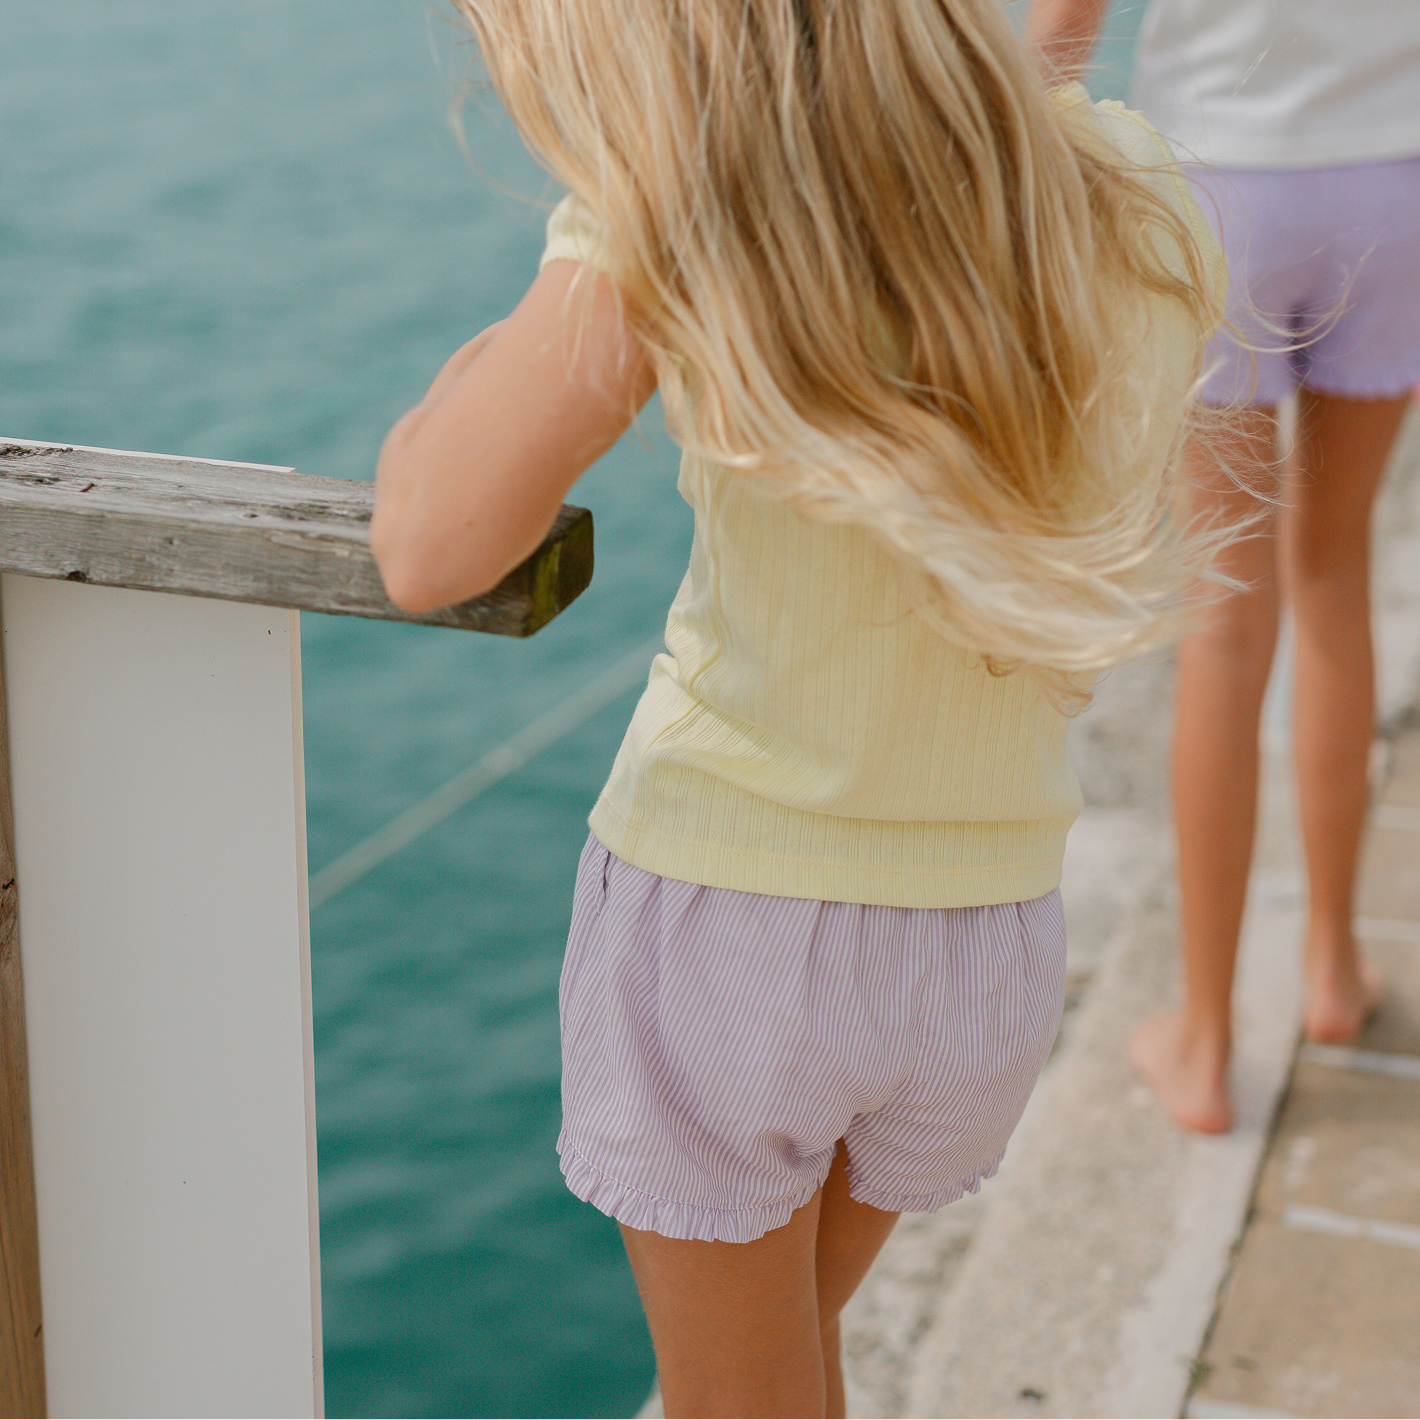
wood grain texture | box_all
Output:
[0,441,593,637]
[0,603,46,1419]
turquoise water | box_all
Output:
[1,5,1137,1415]
[2,4,681,1414]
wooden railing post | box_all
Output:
[0,438,596,1418]
[0,604,45,1420]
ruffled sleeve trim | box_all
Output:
[539,192,611,273]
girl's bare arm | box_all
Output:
[1024,0,1112,85]
[371,261,656,613]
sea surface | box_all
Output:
[0,4,1137,1415]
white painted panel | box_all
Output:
[1,574,322,1420]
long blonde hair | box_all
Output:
[453,0,1224,697]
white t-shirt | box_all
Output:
[1130,0,1420,168]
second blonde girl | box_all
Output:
[372,1,1226,1414]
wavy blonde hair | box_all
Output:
[452,0,1224,698]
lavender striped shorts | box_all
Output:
[557,834,1066,1243]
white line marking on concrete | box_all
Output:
[1187,1401,1298,1419]
[1370,1218,1420,1251]
[1354,915,1420,945]
[307,640,661,908]
[1282,1205,1420,1252]
[1299,1043,1420,1082]
[1373,801,1420,832]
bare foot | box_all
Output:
[1128,1012,1233,1135]
[1304,954,1384,1044]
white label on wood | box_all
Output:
[0,574,321,1420]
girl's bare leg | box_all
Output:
[1131,408,1281,1135]
[1135,391,1410,1133]
[1284,389,1408,1040]
[619,1142,899,1419]
[814,1143,901,1418]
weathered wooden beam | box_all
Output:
[0,605,46,1420]
[0,441,592,637]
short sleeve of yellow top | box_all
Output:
[539,87,1225,910]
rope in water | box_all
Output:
[307,638,661,908]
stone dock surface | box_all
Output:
[639,403,1420,1420]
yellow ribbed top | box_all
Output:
[541,92,1221,908]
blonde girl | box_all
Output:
[371,1,1223,1414]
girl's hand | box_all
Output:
[371,261,656,612]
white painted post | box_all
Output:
[0,574,321,1420]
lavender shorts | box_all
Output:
[557,834,1066,1243]
[1195,156,1420,406]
